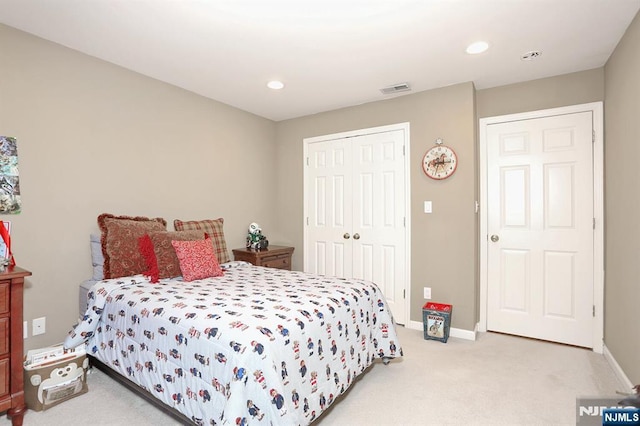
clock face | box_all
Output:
[422,145,458,180]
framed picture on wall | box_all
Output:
[0,136,21,214]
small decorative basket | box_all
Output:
[422,302,452,343]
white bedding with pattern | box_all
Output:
[65,262,402,425]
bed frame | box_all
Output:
[88,356,193,425]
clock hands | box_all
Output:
[428,153,452,174]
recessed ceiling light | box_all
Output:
[466,41,489,55]
[521,51,542,61]
[267,80,284,90]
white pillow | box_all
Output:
[90,234,104,280]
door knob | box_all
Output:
[343,233,351,239]
[490,234,499,242]
[353,233,360,240]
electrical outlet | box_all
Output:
[424,287,432,299]
[24,321,28,339]
[33,317,46,336]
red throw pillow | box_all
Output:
[138,234,160,283]
[171,237,224,282]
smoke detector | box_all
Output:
[380,82,411,95]
[521,51,542,61]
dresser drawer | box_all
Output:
[0,282,8,315]
[0,358,7,397]
[0,318,7,356]
[261,255,291,270]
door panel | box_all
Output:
[544,250,575,318]
[501,249,529,312]
[487,111,593,348]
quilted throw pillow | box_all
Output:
[98,213,167,279]
[139,230,205,282]
[173,218,230,264]
[171,237,224,282]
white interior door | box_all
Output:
[486,111,594,348]
[305,126,408,324]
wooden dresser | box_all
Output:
[0,266,31,426]
[232,246,294,270]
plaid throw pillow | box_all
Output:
[173,218,230,264]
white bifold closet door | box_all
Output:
[305,128,407,324]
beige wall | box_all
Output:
[275,83,478,329]
[0,24,278,351]
[604,10,640,384]
[476,68,605,118]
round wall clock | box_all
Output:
[422,141,458,180]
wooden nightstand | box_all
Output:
[232,246,294,270]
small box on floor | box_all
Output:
[24,344,88,411]
[422,302,452,343]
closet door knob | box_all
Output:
[343,233,351,239]
[353,233,360,240]
[490,234,499,242]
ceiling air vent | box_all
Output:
[380,82,411,95]
[521,51,542,61]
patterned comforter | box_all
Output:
[65,263,402,425]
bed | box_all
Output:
[66,261,402,425]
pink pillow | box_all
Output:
[171,237,224,282]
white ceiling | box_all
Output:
[1,0,639,121]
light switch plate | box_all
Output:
[424,287,432,299]
[424,201,432,213]
[33,317,46,336]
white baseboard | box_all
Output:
[407,320,477,341]
[603,343,634,391]
[451,323,478,341]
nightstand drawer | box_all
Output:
[0,282,8,314]
[232,246,294,271]
[262,255,291,270]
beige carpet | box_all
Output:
[2,326,626,425]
